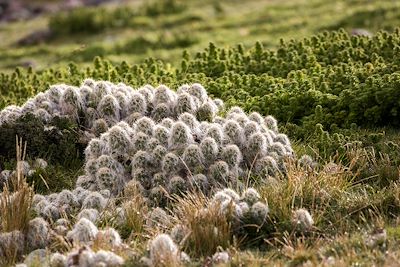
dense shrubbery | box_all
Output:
[184,30,400,128]
[325,5,400,33]
[0,114,83,163]
[2,29,400,130]
[143,0,187,17]
[49,0,187,36]
[116,31,198,54]
[49,6,136,35]
[2,1,400,265]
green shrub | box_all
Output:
[2,29,400,129]
[325,5,400,32]
[48,0,187,36]
[49,6,136,35]
[0,113,84,165]
[143,0,187,17]
[117,31,198,54]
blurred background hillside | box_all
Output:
[0,0,399,72]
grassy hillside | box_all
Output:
[0,0,399,72]
[1,0,400,266]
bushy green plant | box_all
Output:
[3,29,400,129]
[143,0,187,17]
[49,6,136,35]
[0,114,84,167]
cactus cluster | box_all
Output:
[1,81,296,266]
[0,80,221,138]
[0,158,48,189]
[13,218,124,265]
[0,81,293,203]
[51,246,125,267]
[210,187,270,227]
[32,187,110,221]
[65,217,122,247]
[76,83,293,205]
[0,230,25,259]
[139,233,190,266]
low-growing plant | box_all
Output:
[0,138,34,265]
[49,6,136,35]
[171,191,233,257]
[0,137,34,233]
[143,0,187,17]
[118,181,150,242]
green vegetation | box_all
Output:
[1,0,400,266]
[48,0,188,36]
[1,0,400,73]
[3,29,400,129]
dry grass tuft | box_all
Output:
[0,137,34,233]
[0,137,35,265]
[259,157,353,246]
[171,190,234,257]
[346,147,400,186]
[227,248,272,267]
[120,180,151,250]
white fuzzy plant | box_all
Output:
[32,188,110,222]
[77,83,294,204]
[145,233,189,266]
[0,80,221,137]
[1,80,295,224]
[210,187,270,227]
[0,80,300,266]
[0,81,294,203]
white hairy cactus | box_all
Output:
[82,191,108,211]
[7,81,293,206]
[241,187,260,205]
[150,234,181,266]
[66,218,99,244]
[95,228,122,248]
[0,230,25,259]
[250,201,269,225]
[49,252,67,267]
[77,208,100,223]
[291,208,314,232]
[26,217,50,250]
[169,121,194,150]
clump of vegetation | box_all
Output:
[0,80,308,266]
[3,29,400,130]
[1,1,400,264]
[48,6,134,35]
[170,187,276,257]
[77,82,292,204]
[143,0,187,17]
[0,138,34,265]
[0,113,83,165]
[48,0,187,36]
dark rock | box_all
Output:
[351,28,373,37]
[16,29,53,46]
[19,60,37,68]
